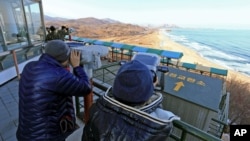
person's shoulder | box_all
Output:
[23,60,36,68]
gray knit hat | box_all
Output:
[45,40,70,62]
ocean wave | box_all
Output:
[232,65,250,76]
[206,51,247,61]
[165,28,250,76]
[207,58,232,69]
[183,42,212,51]
[206,55,250,76]
[172,37,248,62]
[208,59,250,76]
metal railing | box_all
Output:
[207,118,227,138]
[0,41,224,141]
[0,44,43,85]
[81,62,222,141]
[170,120,222,141]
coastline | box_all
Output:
[156,30,250,84]
[101,29,250,84]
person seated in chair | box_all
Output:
[82,60,180,141]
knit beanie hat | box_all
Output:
[113,60,154,105]
[45,40,70,62]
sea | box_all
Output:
[163,28,250,77]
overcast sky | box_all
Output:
[42,0,250,29]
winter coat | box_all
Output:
[82,92,174,141]
[17,54,91,141]
[45,31,60,41]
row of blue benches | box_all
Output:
[66,35,228,77]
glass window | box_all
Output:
[12,2,28,45]
[0,0,44,52]
[24,0,45,43]
[0,13,6,52]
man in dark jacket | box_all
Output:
[17,40,92,141]
[45,25,60,41]
[82,60,178,141]
[57,26,69,41]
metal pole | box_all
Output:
[84,78,93,123]
[69,35,72,41]
[121,49,123,60]
[11,50,21,79]
[110,47,114,62]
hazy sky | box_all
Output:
[42,0,250,29]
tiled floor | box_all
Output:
[0,78,84,141]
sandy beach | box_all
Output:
[102,29,250,84]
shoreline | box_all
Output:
[157,30,250,84]
[101,29,250,84]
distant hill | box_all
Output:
[44,16,154,39]
[44,15,70,22]
[102,18,121,24]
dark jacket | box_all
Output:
[45,31,60,41]
[82,92,173,141]
[17,54,91,141]
[57,29,69,41]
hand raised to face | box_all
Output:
[70,49,81,68]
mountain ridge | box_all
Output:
[44,16,154,39]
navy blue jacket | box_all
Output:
[82,93,173,141]
[17,54,91,141]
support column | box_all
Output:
[84,78,93,123]
[11,50,20,79]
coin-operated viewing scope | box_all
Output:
[66,42,109,78]
[120,52,169,90]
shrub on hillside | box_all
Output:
[227,75,250,124]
